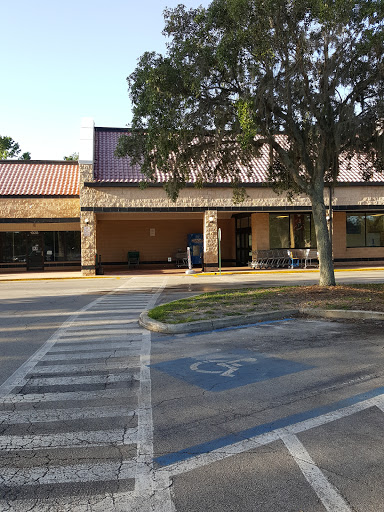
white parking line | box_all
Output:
[281,433,352,512]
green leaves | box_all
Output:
[0,136,21,160]
[117,0,384,203]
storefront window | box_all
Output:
[0,232,27,262]
[270,215,290,248]
[0,231,80,263]
[366,214,384,247]
[347,213,384,247]
[270,213,316,249]
[43,231,81,261]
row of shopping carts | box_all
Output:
[251,249,318,269]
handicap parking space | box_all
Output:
[150,317,384,511]
[151,347,313,392]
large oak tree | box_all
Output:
[116,0,384,285]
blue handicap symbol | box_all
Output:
[150,349,314,392]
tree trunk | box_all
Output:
[310,190,336,286]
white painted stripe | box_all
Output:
[69,319,139,327]
[0,287,129,398]
[1,460,136,487]
[26,373,139,386]
[281,434,352,512]
[59,328,143,336]
[72,314,140,320]
[2,388,138,403]
[54,334,141,343]
[42,349,141,361]
[374,396,384,413]
[28,360,140,374]
[66,324,135,331]
[163,431,281,477]
[161,397,381,478]
[0,428,137,451]
[0,405,136,424]
[0,493,137,512]
[48,341,141,352]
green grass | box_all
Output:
[147,284,384,324]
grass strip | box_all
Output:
[148,284,384,324]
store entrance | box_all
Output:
[235,214,252,266]
[26,232,44,271]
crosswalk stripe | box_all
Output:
[54,334,141,343]
[25,373,139,387]
[2,388,138,403]
[0,405,136,424]
[29,360,140,374]
[42,349,141,361]
[0,428,138,451]
[1,460,136,486]
[0,492,137,512]
[59,328,143,336]
[66,324,136,331]
[48,341,141,352]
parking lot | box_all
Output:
[1,271,384,511]
[150,317,384,511]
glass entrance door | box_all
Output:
[235,215,252,266]
[26,232,44,271]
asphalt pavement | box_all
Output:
[0,270,384,511]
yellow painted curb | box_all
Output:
[194,267,384,277]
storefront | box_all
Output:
[0,161,80,272]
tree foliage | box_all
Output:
[63,152,79,161]
[0,136,31,160]
[116,0,384,285]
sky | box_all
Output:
[0,0,211,160]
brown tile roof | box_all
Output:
[94,128,384,185]
[0,161,79,196]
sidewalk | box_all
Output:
[0,264,383,282]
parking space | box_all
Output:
[150,317,384,511]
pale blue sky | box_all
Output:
[0,0,210,160]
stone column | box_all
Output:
[203,210,218,271]
[79,162,97,276]
[81,211,97,276]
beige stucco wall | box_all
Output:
[333,186,384,207]
[80,172,384,211]
[79,163,384,269]
[251,213,270,251]
[96,215,235,265]
[0,197,80,219]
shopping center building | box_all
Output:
[1,118,384,274]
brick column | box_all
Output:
[203,210,218,271]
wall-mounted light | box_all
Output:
[84,218,90,224]
[209,216,214,222]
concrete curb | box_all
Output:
[300,308,384,321]
[139,307,384,334]
[139,309,299,333]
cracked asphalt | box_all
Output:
[1,272,384,511]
